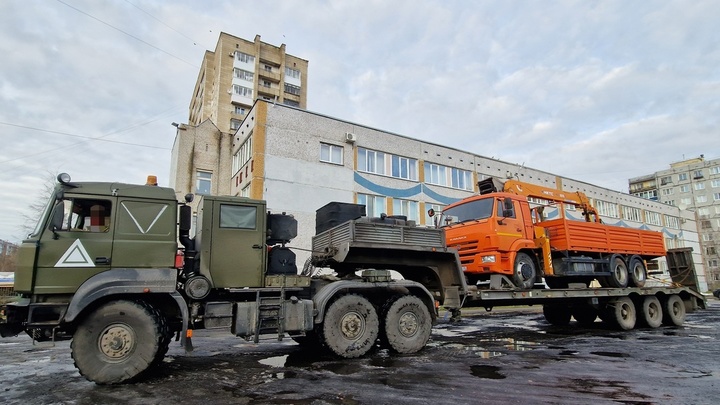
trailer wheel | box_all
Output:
[628,257,647,288]
[604,256,629,288]
[383,295,432,354]
[662,295,686,326]
[639,296,663,328]
[572,305,597,326]
[543,304,571,326]
[71,300,165,384]
[606,297,636,330]
[321,294,379,358]
[513,253,537,290]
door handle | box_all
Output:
[95,257,111,265]
[252,244,263,249]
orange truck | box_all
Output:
[439,177,666,290]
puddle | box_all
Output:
[470,365,506,379]
[559,350,578,356]
[590,351,630,358]
[258,355,288,368]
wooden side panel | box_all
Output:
[542,218,665,257]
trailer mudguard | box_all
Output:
[63,268,178,323]
[311,279,436,324]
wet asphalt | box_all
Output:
[1,300,718,405]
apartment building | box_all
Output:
[170,100,707,291]
[188,33,308,134]
[629,155,720,289]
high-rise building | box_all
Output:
[629,155,720,289]
[188,33,308,134]
[171,33,308,203]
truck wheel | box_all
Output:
[513,253,537,290]
[383,295,432,354]
[606,297,636,330]
[321,294,379,358]
[628,257,647,288]
[572,305,597,326]
[604,256,629,288]
[662,295,686,326]
[639,296,663,328]
[71,300,166,384]
[543,304,571,326]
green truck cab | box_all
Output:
[1,174,466,385]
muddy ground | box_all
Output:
[1,301,718,405]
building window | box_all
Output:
[698,207,710,216]
[196,171,212,195]
[693,170,704,179]
[230,119,241,130]
[710,167,720,175]
[264,64,273,72]
[234,106,246,115]
[424,163,447,186]
[262,80,272,88]
[666,200,675,206]
[595,200,619,218]
[285,67,301,79]
[680,197,692,206]
[284,83,301,95]
[695,182,706,190]
[707,246,717,255]
[283,99,299,107]
[697,195,708,203]
[714,193,720,201]
[320,143,343,165]
[709,259,719,268]
[393,199,419,222]
[661,188,673,196]
[357,193,386,217]
[391,155,418,181]
[680,185,690,193]
[233,68,253,81]
[240,184,251,197]
[633,190,658,200]
[664,215,680,229]
[451,168,473,191]
[701,220,712,229]
[235,52,255,64]
[622,206,641,222]
[703,233,713,241]
[645,211,662,226]
[358,148,385,175]
[233,85,253,97]
[711,180,720,188]
[678,173,688,181]
[232,135,253,175]
[660,176,672,185]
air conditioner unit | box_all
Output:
[345,132,357,143]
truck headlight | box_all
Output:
[481,255,496,263]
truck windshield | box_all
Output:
[440,198,494,226]
[28,193,56,238]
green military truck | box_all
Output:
[0,174,465,384]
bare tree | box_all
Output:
[18,171,58,239]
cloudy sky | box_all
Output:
[1,0,719,242]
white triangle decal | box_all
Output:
[55,239,95,268]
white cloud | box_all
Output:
[1,0,719,242]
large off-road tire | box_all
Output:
[543,303,571,326]
[628,257,647,288]
[382,295,432,354]
[639,296,663,328]
[604,256,629,288]
[71,300,167,384]
[606,297,636,330]
[321,294,379,358]
[662,294,686,326]
[512,252,537,290]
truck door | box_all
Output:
[495,198,525,254]
[209,200,266,288]
[33,197,114,294]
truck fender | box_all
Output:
[63,268,178,324]
[311,279,436,324]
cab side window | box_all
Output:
[59,198,112,232]
[496,199,516,219]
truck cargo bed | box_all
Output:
[540,218,666,258]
